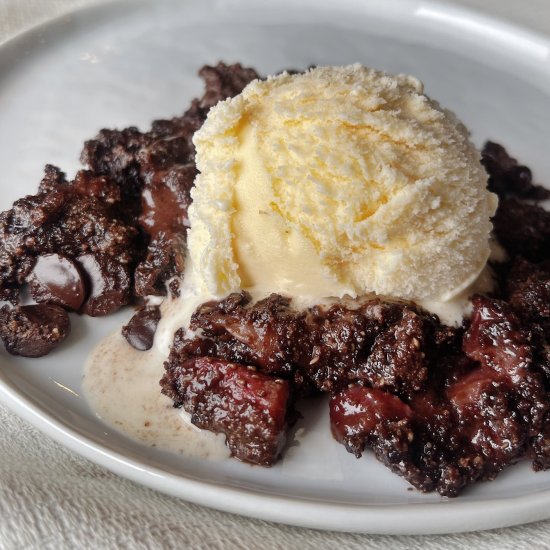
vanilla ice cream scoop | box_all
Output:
[187,64,498,303]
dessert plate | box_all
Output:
[1,0,550,535]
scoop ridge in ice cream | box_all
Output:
[188,64,498,302]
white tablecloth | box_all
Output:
[1,1,550,548]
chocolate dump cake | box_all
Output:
[1,62,550,497]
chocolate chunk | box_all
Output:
[77,254,131,316]
[0,304,70,357]
[330,386,414,458]
[362,308,428,395]
[198,63,260,110]
[138,163,196,236]
[122,305,161,351]
[160,354,291,466]
[38,164,68,194]
[463,295,546,431]
[506,257,550,323]
[481,141,550,200]
[28,253,86,311]
[493,198,550,262]
[134,233,185,297]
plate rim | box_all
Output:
[2,0,550,535]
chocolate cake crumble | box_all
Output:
[1,62,550,497]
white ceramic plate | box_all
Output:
[1,0,550,535]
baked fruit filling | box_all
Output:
[1,63,549,496]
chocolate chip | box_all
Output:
[122,305,161,351]
[0,304,70,357]
[77,254,131,317]
[27,253,86,311]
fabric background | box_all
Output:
[1,1,550,548]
